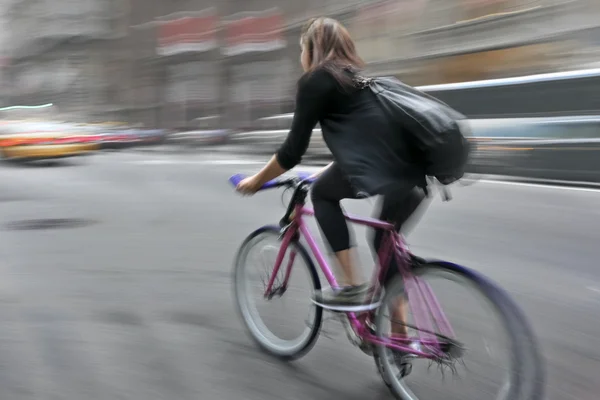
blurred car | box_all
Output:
[98,128,168,150]
[0,122,100,161]
[123,128,168,146]
[166,129,230,147]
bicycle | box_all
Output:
[229,172,544,400]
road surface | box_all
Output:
[1,150,599,400]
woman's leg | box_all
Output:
[311,164,372,307]
[372,186,428,336]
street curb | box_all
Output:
[471,174,600,190]
[119,145,600,189]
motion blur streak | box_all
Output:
[1,0,600,399]
[0,151,599,399]
[1,0,599,128]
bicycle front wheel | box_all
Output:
[374,260,545,400]
[233,225,323,360]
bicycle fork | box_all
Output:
[263,225,297,299]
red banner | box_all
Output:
[157,12,217,56]
[222,10,286,56]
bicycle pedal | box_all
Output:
[399,361,413,377]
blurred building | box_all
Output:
[1,0,599,128]
[355,0,600,83]
[2,0,130,119]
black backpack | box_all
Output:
[357,76,472,185]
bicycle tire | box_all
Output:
[232,225,323,360]
[373,259,545,400]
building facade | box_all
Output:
[1,0,598,128]
[2,0,130,120]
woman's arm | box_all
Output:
[236,70,335,194]
[236,155,286,194]
[275,69,335,170]
[254,154,288,185]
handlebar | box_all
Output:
[228,173,316,192]
[229,173,452,201]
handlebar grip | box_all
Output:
[229,174,246,187]
[229,174,283,190]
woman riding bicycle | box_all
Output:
[236,17,427,329]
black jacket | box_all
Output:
[276,68,426,197]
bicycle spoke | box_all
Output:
[234,227,323,359]
[372,262,542,400]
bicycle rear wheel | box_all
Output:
[373,259,545,400]
[233,225,323,360]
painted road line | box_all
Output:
[127,159,265,166]
[471,178,600,193]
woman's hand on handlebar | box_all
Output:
[236,175,262,196]
[237,154,288,195]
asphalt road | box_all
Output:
[1,151,600,400]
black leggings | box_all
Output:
[310,163,426,282]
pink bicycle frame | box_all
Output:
[263,203,455,357]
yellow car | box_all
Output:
[0,124,101,161]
